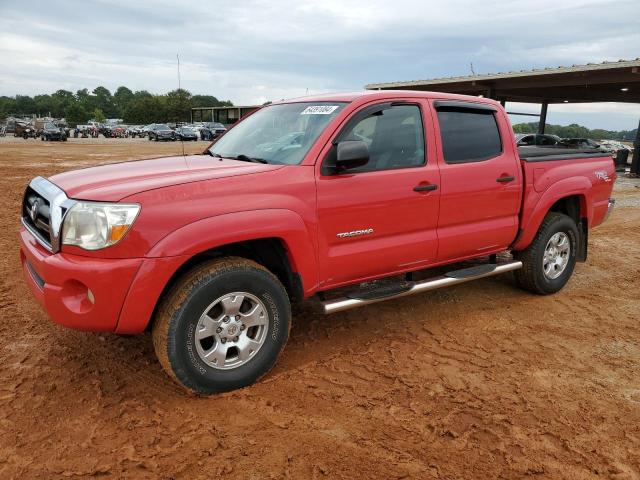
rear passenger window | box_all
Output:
[436,108,502,163]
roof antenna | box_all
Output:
[177,53,185,158]
[470,62,476,76]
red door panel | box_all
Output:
[436,159,520,260]
[317,167,440,287]
[316,100,440,289]
[429,102,521,261]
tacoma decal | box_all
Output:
[337,228,374,238]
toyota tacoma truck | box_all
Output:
[19,91,616,394]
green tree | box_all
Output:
[191,94,232,107]
[66,103,87,127]
[52,90,75,118]
[113,86,134,117]
[92,86,117,117]
[14,95,37,115]
[165,88,192,123]
[92,108,106,123]
[0,96,17,119]
[123,94,167,124]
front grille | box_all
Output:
[23,186,52,247]
[21,177,74,253]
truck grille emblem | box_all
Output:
[30,199,39,222]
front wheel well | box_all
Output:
[147,238,303,331]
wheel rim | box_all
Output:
[194,292,269,370]
[543,232,570,280]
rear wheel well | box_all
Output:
[147,238,303,331]
[548,195,588,261]
[549,195,584,224]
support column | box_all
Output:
[631,117,640,176]
[538,102,548,134]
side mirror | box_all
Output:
[335,140,369,172]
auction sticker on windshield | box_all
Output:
[300,105,340,115]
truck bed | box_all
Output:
[514,147,615,251]
[518,146,611,162]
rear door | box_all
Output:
[316,100,440,288]
[431,100,521,261]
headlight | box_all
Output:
[62,202,140,250]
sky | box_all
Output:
[1,0,639,130]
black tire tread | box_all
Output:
[151,256,289,394]
[514,212,573,294]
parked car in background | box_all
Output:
[558,138,609,153]
[515,133,562,146]
[199,122,227,141]
[207,122,227,138]
[125,125,140,138]
[148,124,176,141]
[40,122,67,141]
[599,140,634,154]
[175,126,198,141]
[140,124,157,138]
[15,122,38,139]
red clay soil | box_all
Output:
[1,138,639,479]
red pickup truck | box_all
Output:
[19,91,615,394]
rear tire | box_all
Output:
[514,212,578,295]
[152,257,291,395]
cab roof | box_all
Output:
[275,90,501,107]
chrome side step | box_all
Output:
[321,261,523,314]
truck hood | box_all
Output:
[50,155,283,201]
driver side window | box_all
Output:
[337,104,426,172]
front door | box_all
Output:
[316,101,441,289]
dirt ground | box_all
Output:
[0,136,639,479]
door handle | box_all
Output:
[413,184,438,192]
[496,175,515,183]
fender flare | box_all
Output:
[512,176,592,251]
[116,209,318,334]
[146,208,318,292]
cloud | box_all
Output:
[1,0,639,128]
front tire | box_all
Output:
[514,212,578,295]
[152,257,291,395]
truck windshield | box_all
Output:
[208,102,347,165]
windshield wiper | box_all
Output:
[206,152,268,163]
[233,154,268,164]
